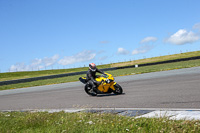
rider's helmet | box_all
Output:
[89,63,96,72]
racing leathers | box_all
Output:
[86,68,105,92]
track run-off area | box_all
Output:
[0,67,200,120]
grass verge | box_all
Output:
[111,51,200,67]
[0,111,199,133]
[0,59,200,91]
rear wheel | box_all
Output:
[85,84,97,96]
[113,83,123,94]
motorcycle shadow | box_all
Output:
[96,93,125,97]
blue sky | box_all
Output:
[0,0,200,72]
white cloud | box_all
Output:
[140,37,157,44]
[132,49,147,55]
[10,63,28,72]
[58,50,96,65]
[97,50,106,54]
[9,55,59,72]
[117,47,130,55]
[165,29,200,45]
[43,55,59,67]
[99,56,108,60]
[31,58,42,66]
[132,45,154,55]
[193,23,200,31]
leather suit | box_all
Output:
[86,68,105,91]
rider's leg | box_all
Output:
[88,80,97,93]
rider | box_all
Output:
[87,63,106,94]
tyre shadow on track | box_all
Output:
[96,93,125,97]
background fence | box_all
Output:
[0,55,200,86]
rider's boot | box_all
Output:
[91,85,97,95]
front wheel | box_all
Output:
[113,83,123,94]
[84,84,97,96]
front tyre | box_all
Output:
[85,84,97,96]
[113,83,123,94]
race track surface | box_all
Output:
[0,67,200,111]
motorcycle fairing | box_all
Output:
[95,73,117,93]
[79,77,87,84]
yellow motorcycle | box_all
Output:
[79,73,123,96]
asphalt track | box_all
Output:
[0,67,200,111]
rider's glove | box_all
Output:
[94,81,101,85]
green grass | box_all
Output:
[1,59,200,91]
[111,50,200,67]
[0,111,199,133]
[1,51,200,82]
[0,67,93,82]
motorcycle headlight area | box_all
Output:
[105,79,110,83]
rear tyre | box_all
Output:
[84,84,97,96]
[113,83,123,94]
